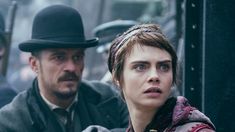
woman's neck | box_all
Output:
[129,106,158,132]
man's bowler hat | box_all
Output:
[19,5,98,52]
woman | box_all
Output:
[107,24,216,132]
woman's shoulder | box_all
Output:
[174,122,215,132]
[170,96,216,132]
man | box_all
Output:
[0,5,128,132]
[93,20,138,83]
[0,12,17,108]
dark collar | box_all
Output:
[26,79,62,131]
[127,97,176,132]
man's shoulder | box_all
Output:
[80,80,120,100]
[0,91,28,115]
[79,80,128,128]
[81,80,118,94]
[0,91,31,131]
[0,87,17,94]
[0,87,17,107]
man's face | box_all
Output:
[30,48,85,101]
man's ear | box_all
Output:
[29,56,38,73]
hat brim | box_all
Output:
[19,38,98,52]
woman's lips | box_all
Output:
[144,87,162,98]
[144,87,162,93]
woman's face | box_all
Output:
[121,44,173,111]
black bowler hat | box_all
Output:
[93,20,138,53]
[19,5,98,52]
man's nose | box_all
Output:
[64,59,76,72]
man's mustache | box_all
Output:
[58,72,79,81]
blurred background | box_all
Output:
[0,0,234,131]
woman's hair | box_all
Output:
[108,24,178,87]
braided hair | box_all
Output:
[108,24,178,89]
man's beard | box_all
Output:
[54,89,77,100]
[55,72,81,99]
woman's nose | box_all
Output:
[148,68,160,83]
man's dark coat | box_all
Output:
[0,79,128,132]
[0,75,17,108]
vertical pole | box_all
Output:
[1,1,17,76]
[183,0,202,110]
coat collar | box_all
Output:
[26,79,126,131]
[26,79,64,131]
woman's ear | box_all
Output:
[116,80,120,87]
[112,74,120,86]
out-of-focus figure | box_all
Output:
[93,20,138,83]
[8,52,36,92]
[0,12,17,108]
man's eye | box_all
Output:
[73,55,83,61]
[55,55,65,61]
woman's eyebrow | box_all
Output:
[130,60,172,64]
[130,61,149,65]
[157,60,172,64]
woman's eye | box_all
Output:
[159,64,170,72]
[134,64,147,72]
